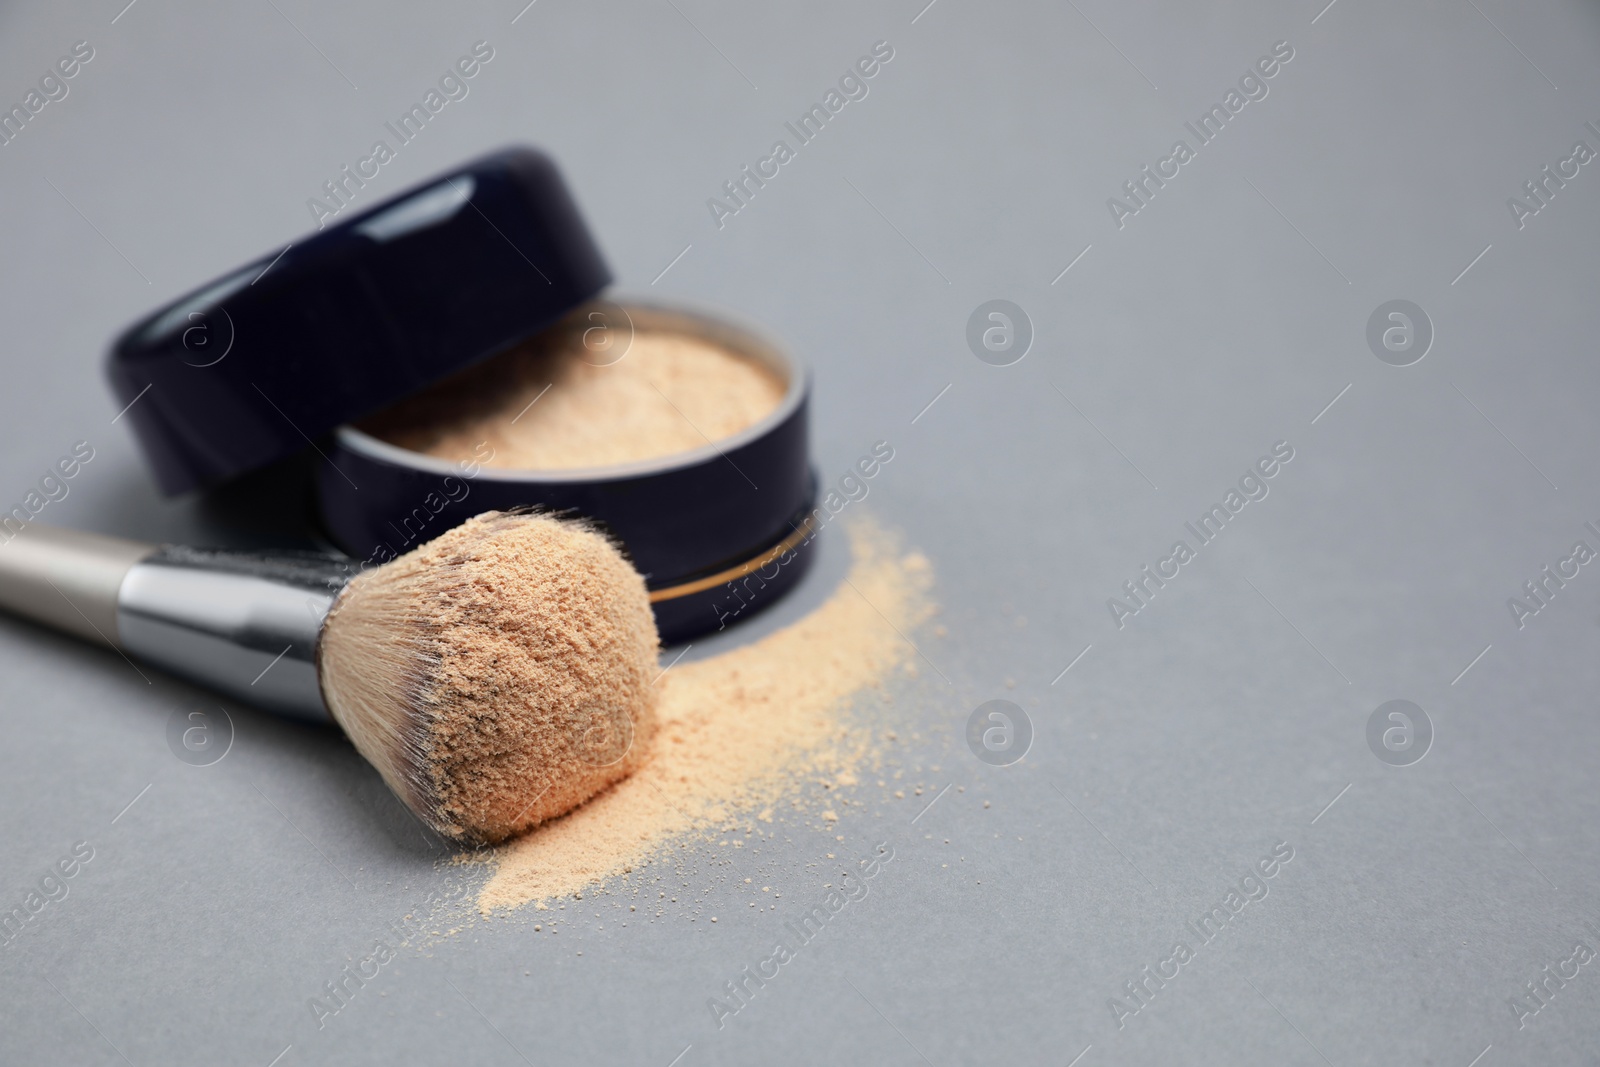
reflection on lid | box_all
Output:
[355,177,475,243]
[137,264,256,347]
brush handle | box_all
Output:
[0,523,351,724]
[0,524,155,646]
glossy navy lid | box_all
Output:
[106,146,610,496]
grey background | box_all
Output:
[2,0,1598,1063]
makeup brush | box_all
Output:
[0,511,659,844]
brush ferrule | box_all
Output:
[116,547,354,724]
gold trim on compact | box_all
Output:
[647,517,816,603]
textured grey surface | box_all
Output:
[3,0,1599,1063]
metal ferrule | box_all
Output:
[115,546,354,724]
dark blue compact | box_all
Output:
[105,146,816,643]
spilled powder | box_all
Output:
[476,517,934,911]
[359,325,786,471]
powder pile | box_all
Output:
[360,323,786,471]
[319,511,659,845]
[476,517,935,911]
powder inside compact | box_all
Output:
[359,321,786,471]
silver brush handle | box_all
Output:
[0,524,349,724]
[119,546,350,723]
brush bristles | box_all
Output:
[317,511,660,845]
[316,556,442,826]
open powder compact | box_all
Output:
[106,147,816,642]
[326,300,815,641]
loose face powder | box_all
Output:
[358,318,787,471]
[475,516,937,911]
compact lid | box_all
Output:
[106,146,610,496]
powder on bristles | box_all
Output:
[318,511,659,845]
